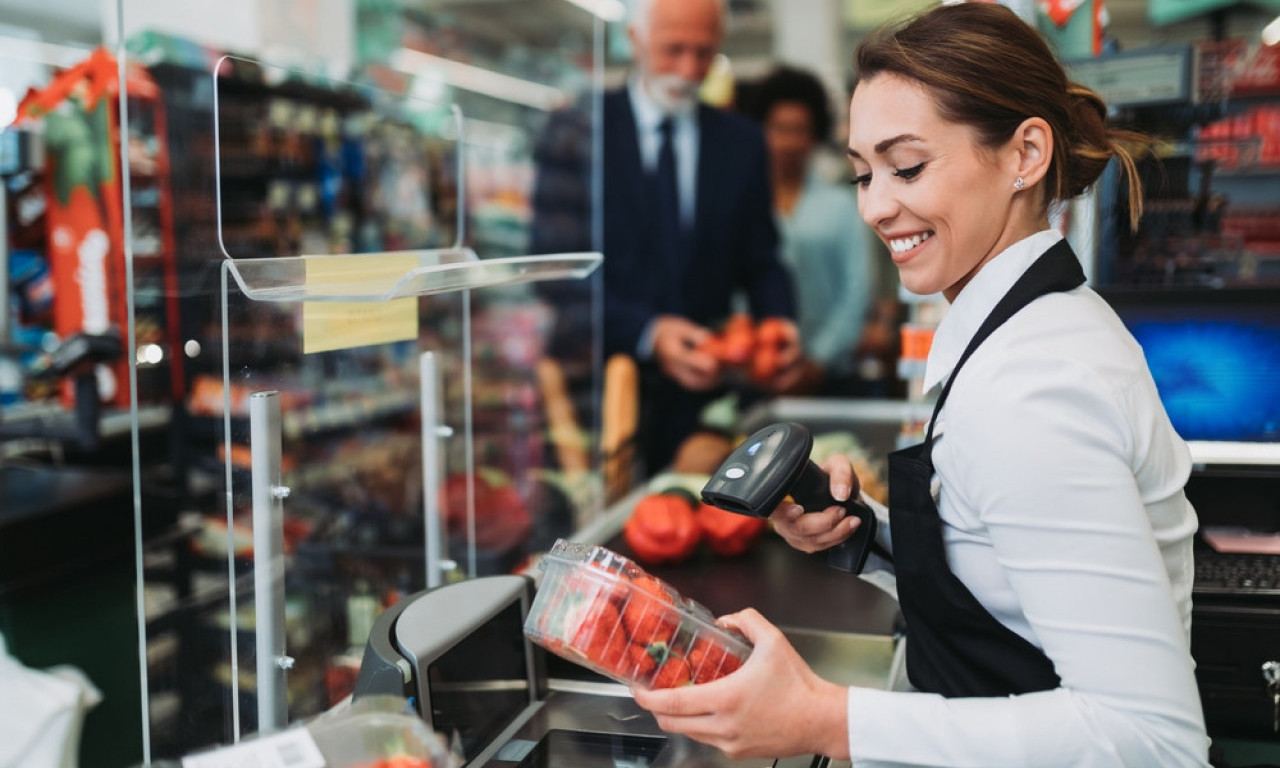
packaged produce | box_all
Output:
[524,540,751,689]
[306,695,458,768]
[181,697,457,768]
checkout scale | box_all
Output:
[352,574,849,768]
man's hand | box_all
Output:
[757,318,804,393]
[775,357,824,396]
[652,315,721,391]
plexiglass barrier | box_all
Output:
[117,0,603,761]
[1,35,160,768]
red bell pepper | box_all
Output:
[623,492,702,564]
[697,503,768,557]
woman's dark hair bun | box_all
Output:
[1062,85,1112,199]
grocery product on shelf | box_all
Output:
[524,540,751,689]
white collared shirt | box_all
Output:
[847,231,1210,767]
[627,77,698,227]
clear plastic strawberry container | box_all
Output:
[523,539,752,689]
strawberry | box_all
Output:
[620,592,679,646]
[624,641,661,679]
[685,637,725,684]
[650,655,692,689]
[629,573,675,601]
[720,651,744,676]
[564,565,628,607]
[542,566,625,639]
[571,601,628,672]
[686,636,747,683]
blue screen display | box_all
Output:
[1105,290,1280,443]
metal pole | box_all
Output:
[250,390,289,731]
[420,351,452,588]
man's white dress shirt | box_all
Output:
[627,77,698,227]
[627,77,700,360]
[847,231,1210,767]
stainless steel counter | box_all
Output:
[738,397,934,460]
[606,532,900,638]
[479,687,766,768]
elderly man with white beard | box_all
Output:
[598,0,801,473]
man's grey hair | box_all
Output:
[628,0,730,41]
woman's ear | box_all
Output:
[1012,116,1053,189]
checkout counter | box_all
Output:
[347,399,920,768]
[345,396,1280,766]
[350,571,895,768]
[340,400,903,767]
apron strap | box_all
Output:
[921,239,1086,461]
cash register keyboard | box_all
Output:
[1194,550,1280,597]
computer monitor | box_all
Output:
[1099,287,1280,465]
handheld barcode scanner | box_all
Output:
[701,421,878,574]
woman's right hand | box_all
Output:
[768,455,863,553]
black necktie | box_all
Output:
[653,117,681,272]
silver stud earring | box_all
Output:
[1014,177,1026,190]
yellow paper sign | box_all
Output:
[302,254,419,354]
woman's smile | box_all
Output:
[887,230,935,263]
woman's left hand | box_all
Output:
[630,609,850,761]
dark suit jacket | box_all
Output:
[601,88,796,358]
[601,89,796,469]
[530,88,797,470]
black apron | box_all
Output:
[888,239,1085,698]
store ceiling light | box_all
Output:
[561,0,627,22]
[391,48,569,111]
[1264,14,1280,46]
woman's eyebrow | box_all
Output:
[847,133,924,160]
[875,134,923,154]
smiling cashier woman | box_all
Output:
[632,4,1211,767]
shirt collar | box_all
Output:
[922,229,1066,395]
